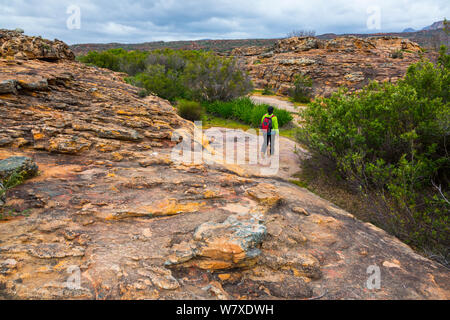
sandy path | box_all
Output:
[250,95,297,112]
[250,95,304,126]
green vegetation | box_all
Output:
[262,86,275,95]
[288,74,313,103]
[390,50,404,59]
[72,38,279,56]
[278,128,299,140]
[203,97,292,128]
[78,49,296,129]
[0,170,26,200]
[297,46,450,258]
[79,48,253,103]
[203,115,298,140]
[0,208,31,220]
[0,170,30,220]
[202,114,252,131]
[289,179,309,189]
[138,89,147,98]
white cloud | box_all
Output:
[100,22,139,35]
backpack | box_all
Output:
[261,114,274,134]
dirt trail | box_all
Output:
[250,95,304,126]
[250,95,298,113]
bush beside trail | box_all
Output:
[297,46,450,259]
[204,97,293,128]
[176,100,204,121]
[79,48,253,103]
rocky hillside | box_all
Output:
[70,28,449,57]
[70,38,279,56]
[0,31,449,299]
[422,20,446,31]
[0,29,74,61]
[233,36,431,96]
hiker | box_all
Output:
[260,106,278,157]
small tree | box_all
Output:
[287,30,316,38]
[177,100,204,121]
[390,50,404,59]
[183,52,253,102]
[288,74,313,103]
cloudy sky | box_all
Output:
[0,0,448,44]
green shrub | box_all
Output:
[138,89,147,98]
[177,100,204,121]
[0,170,26,200]
[269,106,293,127]
[127,64,187,102]
[297,48,450,256]
[262,86,274,95]
[391,50,404,59]
[289,74,313,103]
[79,48,253,103]
[204,100,234,119]
[78,48,128,71]
[203,97,292,127]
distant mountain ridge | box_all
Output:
[402,19,446,33]
[422,20,445,31]
[70,20,449,56]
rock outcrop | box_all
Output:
[0,31,449,300]
[0,29,74,61]
[233,36,429,97]
[0,156,38,182]
[0,156,38,207]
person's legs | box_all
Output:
[267,134,272,155]
[261,132,268,155]
[269,133,275,155]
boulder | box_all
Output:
[166,212,267,270]
[0,156,38,182]
[46,135,92,154]
[18,79,49,91]
[0,29,75,61]
[0,80,17,94]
